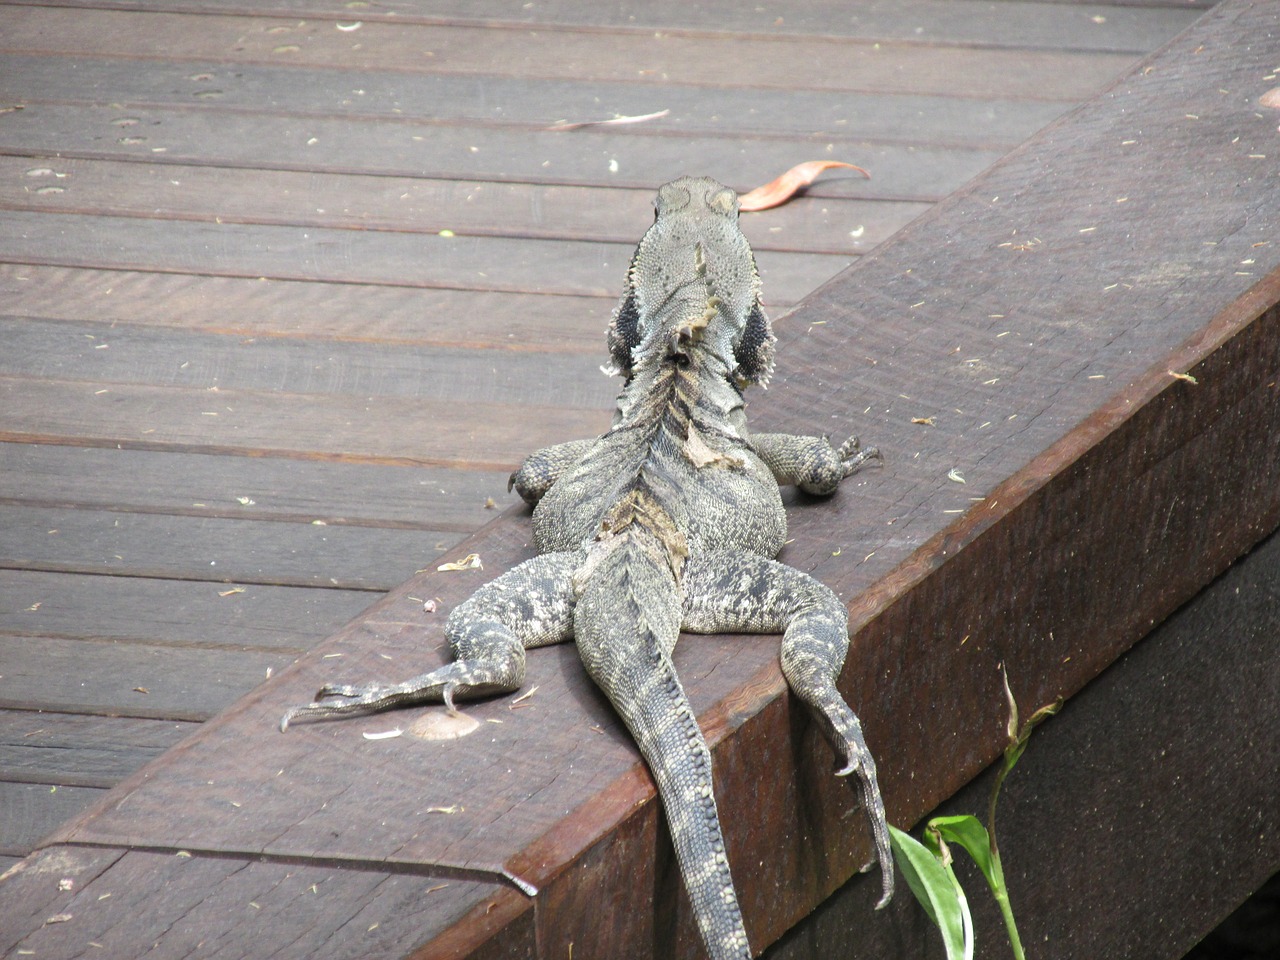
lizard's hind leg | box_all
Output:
[280,551,581,731]
[682,551,894,908]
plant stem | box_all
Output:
[989,854,1026,960]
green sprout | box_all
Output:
[889,664,1062,960]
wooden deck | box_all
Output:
[5,0,1279,957]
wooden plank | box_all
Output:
[0,782,104,857]
[0,376,614,470]
[0,846,535,960]
[0,845,125,954]
[0,48,1066,149]
[0,13,1141,102]
[0,634,296,720]
[0,317,616,411]
[0,158,929,256]
[0,504,463,589]
[9,0,1199,52]
[0,210,850,304]
[27,2,1275,956]
[770,521,1280,960]
[0,265,616,351]
[0,443,512,530]
[0,103,1002,203]
[0,711,195,787]
[0,569,376,651]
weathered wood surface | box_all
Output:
[0,0,1196,881]
[2,0,1274,956]
[769,522,1280,959]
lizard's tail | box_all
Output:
[573,530,753,960]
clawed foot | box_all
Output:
[835,435,883,479]
[279,673,462,733]
[834,738,894,910]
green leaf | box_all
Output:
[929,815,1003,895]
[889,824,973,960]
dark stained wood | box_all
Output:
[8,3,1272,956]
[0,210,851,303]
[0,104,1003,204]
[0,317,615,411]
[0,504,463,589]
[0,265,617,351]
[0,845,125,953]
[0,711,196,787]
[0,634,296,719]
[0,443,512,530]
[0,376,613,470]
[0,49,1065,151]
[11,0,1199,53]
[0,845,535,960]
[0,782,105,857]
[0,158,930,255]
[767,522,1280,959]
[0,569,375,650]
[0,8,1152,101]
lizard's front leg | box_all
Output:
[280,550,581,730]
[682,550,893,908]
[508,438,597,504]
[750,432,881,495]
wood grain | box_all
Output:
[0,103,1001,203]
[0,569,375,650]
[0,158,929,256]
[0,712,196,788]
[0,209,851,304]
[0,375,613,470]
[0,8,1152,99]
[4,1,1196,55]
[0,442,512,529]
[0,265,617,351]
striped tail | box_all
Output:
[573,528,752,960]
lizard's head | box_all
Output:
[607,177,776,387]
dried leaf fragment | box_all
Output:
[547,109,669,131]
[438,553,483,572]
[739,161,870,212]
[510,685,539,706]
[1260,87,1280,109]
[44,913,73,925]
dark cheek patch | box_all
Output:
[734,300,776,384]
[608,290,643,375]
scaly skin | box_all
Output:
[282,177,891,958]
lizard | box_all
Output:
[280,176,893,959]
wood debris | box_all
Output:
[438,553,483,571]
[546,109,669,131]
[510,685,539,707]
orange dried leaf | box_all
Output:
[739,161,870,212]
